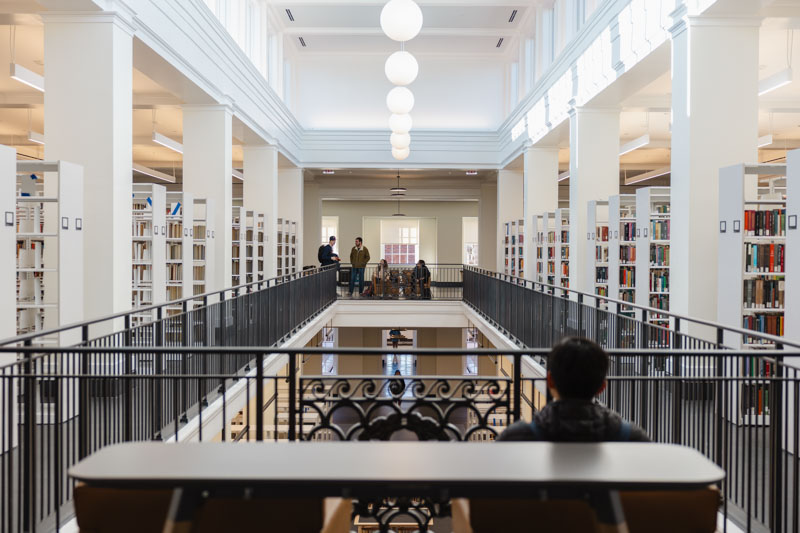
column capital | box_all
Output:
[41,1,137,36]
[182,103,235,116]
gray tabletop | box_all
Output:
[69,441,724,497]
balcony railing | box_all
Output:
[334,263,463,301]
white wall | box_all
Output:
[292,56,509,130]
[323,200,479,264]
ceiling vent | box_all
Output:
[285,9,294,21]
[299,37,307,47]
[496,38,504,48]
[508,9,518,23]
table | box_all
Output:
[70,441,724,533]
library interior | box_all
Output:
[2,0,800,532]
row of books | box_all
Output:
[742,356,773,378]
[166,286,182,301]
[653,204,670,214]
[744,243,784,273]
[561,247,570,260]
[619,246,636,263]
[619,266,635,287]
[193,266,205,280]
[560,230,569,243]
[650,272,669,293]
[741,385,770,416]
[167,243,182,260]
[650,220,670,241]
[166,222,183,239]
[650,244,669,266]
[596,286,608,297]
[649,294,669,310]
[133,242,151,261]
[595,246,609,262]
[193,245,205,261]
[742,314,784,337]
[232,228,241,241]
[743,279,784,309]
[595,267,608,284]
[620,222,636,242]
[743,208,785,237]
[132,221,152,238]
[132,265,152,283]
[167,263,182,280]
[596,226,609,241]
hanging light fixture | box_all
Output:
[389,113,412,134]
[387,87,415,115]
[390,171,407,195]
[392,147,410,160]
[390,132,411,150]
[380,0,423,42]
[385,51,418,86]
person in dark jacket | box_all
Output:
[499,337,650,442]
[411,260,431,299]
[319,236,340,267]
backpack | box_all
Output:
[318,244,326,263]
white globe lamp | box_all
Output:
[389,114,412,134]
[386,87,414,114]
[392,147,410,160]
[380,0,423,42]
[384,51,418,86]
[390,132,411,149]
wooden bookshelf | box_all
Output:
[131,184,166,327]
[555,208,570,289]
[15,160,84,346]
[165,192,194,316]
[586,200,609,300]
[635,187,670,327]
[718,162,787,425]
[609,194,636,316]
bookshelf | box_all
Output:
[635,187,671,326]
[609,194,637,317]
[502,219,524,277]
[554,208,570,288]
[193,198,213,298]
[131,184,166,327]
[0,147,13,346]
[543,212,556,286]
[277,218,298,277]
[533,215,545,284]
[245,210,256,284]
[15,160,84,346]
[231,206,244,287]
[586,200,609,300]
[256,212,265,281]
[718,163,787,425]
[165,192,194,316]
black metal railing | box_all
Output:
[335,264,463,300]
[462,266,797,351]
[1,347,799,532]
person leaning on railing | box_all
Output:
[499,337,650,442]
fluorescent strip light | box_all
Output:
[10,63,44,92]
[619,134,650,157]
[758,134,774,148]
[152,132,183,154]
[27,131,44,145]
[558,171,570,182]
[624,166,670,185]
[132,163,176,183]
[232,169,244,181]
[758,68,793,96]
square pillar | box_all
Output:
[182,104,233,293]
[243,145,279,278]
[303,176,322,268]
[479,180,498,270]
[279,168,304,268]
[43,10,133,321]
[523,146,559,281]
[497,170,524,272]
[568,107,620,293]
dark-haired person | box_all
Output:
[499,337,649,442]
[349,237,370,297]
[411,259,431,299]
[318,236,340,267]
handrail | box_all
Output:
[465,265,798,349]
[0,264,338,347]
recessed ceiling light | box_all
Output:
[322,169,334,174]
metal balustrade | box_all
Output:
[334,263,464,300]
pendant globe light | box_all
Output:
[380,0,423,42]
[385,50,418,86]
[390,132,411,150]
[392,147,410,161]
[389,113,412,134]
[387,87,414,114]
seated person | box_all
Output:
[371,259,391,297]
[499,337,649,442]
[411,259,431,299]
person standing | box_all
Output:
[318,236,340,267]
[349,237,370,296]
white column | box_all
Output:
[279,168,304,268]
[670,11,759,326]
[523,146,559,281]
[303,176,322,267]
[479,180,497,270]
[568,107,620,293]
[43,10,133,321]
[182,104,233,293]
[243,145,279,278]
[497,170,524,272]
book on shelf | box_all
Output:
[744,243,784,273]
[650,220,670,240]
[649,271,669,292]
[742,314,784,337]
[744,208,785,237]
[650,245,669,266]
[742,279,784,309]
[621,222,636,241]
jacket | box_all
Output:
[498,399,650,442]
[320,244,338,266]
[350,246,370,268]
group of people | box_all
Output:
[318,235,431,298]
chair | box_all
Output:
[74,484,352,533]
[451,488,720,533]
